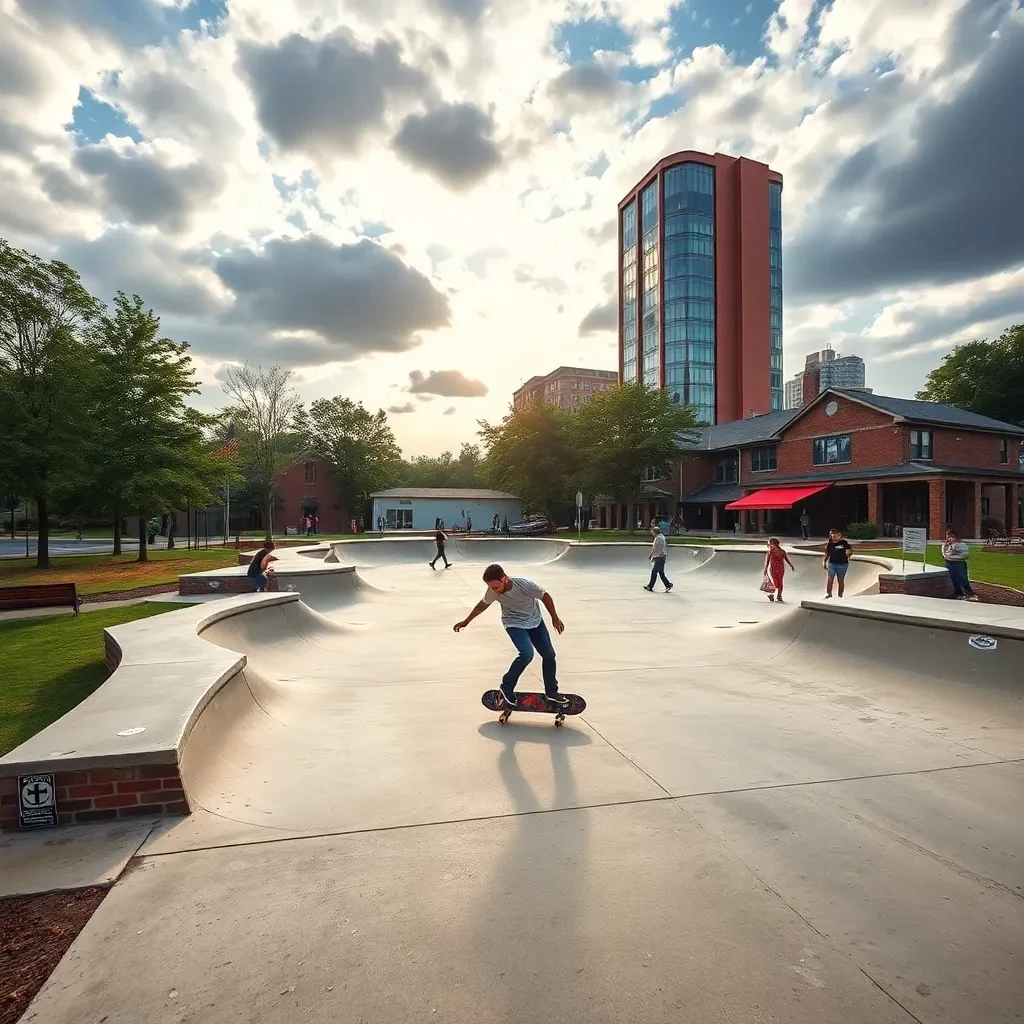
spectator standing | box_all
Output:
[943,528,979,601]
[823,528,853,598]
[799,509,811,541]
[643,525,673,593]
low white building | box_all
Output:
[369,488,523,531]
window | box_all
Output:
[571,380,578,389]
[750,445,778,472]
[910,429,933,460]
[812,435,852,465]
[999,438,1008,464]
[583,381,591,391]
[303,461,316,484]
[715,457,738,483]
[643,466,664,482]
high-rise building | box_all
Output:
[785,348,868,409]
[512,366,618,411]
[617,150,784,424]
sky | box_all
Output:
[1,0,1022,457]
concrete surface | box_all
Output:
[18,539,1024,1023]
[0,820,155,897]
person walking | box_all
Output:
[823,528,853,598]
[502,516,511,537]
[453,563,568,708]
[799,509,811,541]
[643,525,673,592]
[246,540,278,592]
[763,537,795,603]
[466,515,472,534]
[430,527,451,569]
[943,528,979,600]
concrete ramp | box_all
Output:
[554,542,714,572]
[329,536,569,567]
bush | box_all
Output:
[845,522,878,540]
[981,516,1005,536]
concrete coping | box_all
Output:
[0,593,301,777]
[799,594,1024,641]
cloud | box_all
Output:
[74,141,224,232]
[388,402,416,413]
[407,369,488,397]
[238,31,428,159]
[443,405,456,415]
[432,0,486,22]
[578,299,617,336]
[788,9,1024,299]
[392,103,503,190]
[215,236,451,357]
[548,61,622,103]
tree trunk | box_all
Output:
[265,500,273,543]
[35,494,50,569]
[166,513,176,550]
[138,514,148,563]
[112,505,122,556]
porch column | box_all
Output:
[867,482,882,531]
[1005,482,1019,532]
[614,504,622,530]
[971,480,983,540]
[927,479,945,540]
[711,504,720,533]
[739,510,749,533]
[757,510,767,534]
[643,501,652,527]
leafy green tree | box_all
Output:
[572,381,701,533]
[91,292,231,561]
[916,324,1024,426]
[399,442,485,488]
[479,401,578,520]
[304,397,402,522]
[222,364,303,541]
[0,240,100,567]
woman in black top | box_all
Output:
[823,528,853,598]
[430,529,451,569]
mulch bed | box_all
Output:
[0,886,107,1024]
[79,583,179,604]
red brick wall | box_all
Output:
[276,457,350,534]
[777,398,902,474]
[679,454,716,497]
[878,573,953,598]
[928,428,1019,469]
[1,766,189,831]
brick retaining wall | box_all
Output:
[878,573,953,598]
[1,765,189,831]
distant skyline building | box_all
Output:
[617,150,784,425]
[784,347,869,409]
[512,365,619,412]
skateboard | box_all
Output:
[481,690,587,727]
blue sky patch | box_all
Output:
[669,0,776,62]
[553,16,631,62]
[65,87,142,145]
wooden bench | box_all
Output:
[0,582,80,615]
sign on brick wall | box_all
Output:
[18,773,58,829]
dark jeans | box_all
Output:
[801,525,810,539]
[648,556,671,589]
[503,621,558,696]
[431,544,450,567]
[946,560,975,597]
[251,574,268,592]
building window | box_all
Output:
[768,180,783,412]
[303,461,316,484]
[999,438,1008,464]
[750,445,778,472]
[910,429,933,460]
[583,381,591,391]
[643,466,664,482]
[812,435,852,466]
[715,457,738,483]
[571,380,578,389]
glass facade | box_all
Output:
[662,162,716,424]
[640,182,660,387]
[769,181,783,411]
[621,201,638,383]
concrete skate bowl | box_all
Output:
[553,541,714,572]
[328,536,570,568]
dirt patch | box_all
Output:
[0,886,107,1024]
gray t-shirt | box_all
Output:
[651,533,667,558]
[482,577,545,629]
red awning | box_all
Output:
[725,484,831,510]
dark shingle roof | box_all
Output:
[683,408,800,452]
[832,391,1024,435]
[679,482,741,504]
[370,488,520,499]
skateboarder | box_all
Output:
[430,527,451,569]
[643,525,673,592]
[246,541,278,592]
[453,563,568,707]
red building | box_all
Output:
[597,390,1024,539]
[618,150,784,424]
[274,455,350,534]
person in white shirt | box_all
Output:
[942,528,978,601]
[453,563,568,708]
[643,525,673,592]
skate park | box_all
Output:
[3,537,1023,1024]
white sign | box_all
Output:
[576,490,583,507]
[968,635,997,651]
[902,527,927,555]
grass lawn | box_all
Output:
[575,529,750,545]
[858,543,1024,590]
[0,603,191,756]
[0,548,237,595]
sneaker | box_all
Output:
[767,593,775,602]
[643,585,654,592]
[967,594,980,602]
[776,597,784,603]
[429,562,436,570]
[664,583,673,592]
[500,687,518,707]
[445,563,452,569]
[824,594,832,599]
[546,693,569,707]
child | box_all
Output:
[763,537,795,603]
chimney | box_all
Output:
[802,367,820,408]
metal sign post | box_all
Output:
[576,491,583,542]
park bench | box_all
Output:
[0,582,80,615]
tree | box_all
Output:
[916,324,1024,426]
[572,382,702,533]
[222,364,302,541]
[91,292,231,561]
[398,442,485,488]
[0,240,100,567]
[304,397,401,521]
[479,401,578,520]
